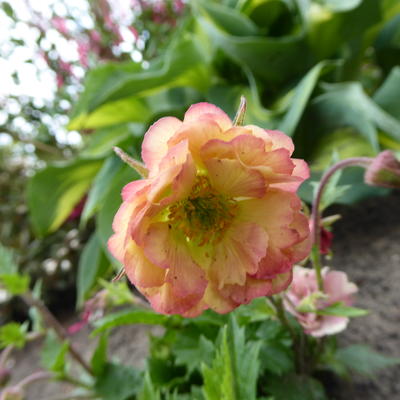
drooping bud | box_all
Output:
[0,368,11,387]
[364,150,400,189]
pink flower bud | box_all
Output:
[364,150,400,189]
[0,368,11,387]
[284,266,358,337]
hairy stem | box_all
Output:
[310,157,370,289]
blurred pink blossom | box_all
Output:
[284,266,358,337]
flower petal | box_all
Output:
[205,158,266,198]
[210,222,268,288]
[142,116,182,173]
[183,102,232,131]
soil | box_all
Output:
[4,191,400,400]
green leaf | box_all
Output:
[1,2,14,18]
[373,66,400,120]
[27,159,102,236]
[310,82,400,151]
[278,61,337,136]
[76,233,110,307]
[70,36,210,128]
[91,334,108,376]
[235,297,276,324]
[0,322,28,349]
[260,343,294,376]
[267,374,327,400]
[80,124,140,159]
[196,1,310,85]
[317,302,369,317]
[81,156,123,224]
[138,372,161,400]
[0,243,18,274]
[336,345,400,377]
[41,330,69,375]
[96,165,139,255]
[0,273,30,295]
[202,315,261,400]
[95,363,142,400]
[173,332,215,373]
[92,309,168,336]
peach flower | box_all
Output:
[284,266,358,337]
[109,103,311,316]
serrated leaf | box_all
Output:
[260,343,294,376]
[336,345,400,377]
[137,372,161,400]
[76,234,110,307]
[27,159,102,236]
[173,333,214,373]
[91,334,108,376]
[202,315,261,400]
[267,374,327,400]
[41,331,69,375]
[0,322,28,349]
[317,303,369,317]
[92,309,168,336]
[95,363,142,400]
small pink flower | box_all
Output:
[285,266,358,337]
[109,103,311,317]
[364,150,400,189]
[52,17,69,36]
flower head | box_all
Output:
[109,103,311,316]
[364,150,400,189]
[284,266,358,337]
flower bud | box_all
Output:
[364,150,400,189]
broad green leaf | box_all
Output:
[202,315,261,400]
[196,1,310,85]
[81,156,124,224]
[76,234,110,307]
[95,363,142,400]
[91,334,108,376]
[0,273,30,295]
[278,61,337,136]
[27,159,102,236]
[0,322,28,349]
[336,345,400,377]
[96,165,140,256]
[92,309,168,336]
[310,82,400,151]
[260,344,294,376]
[138,372,161,400]
[317,302,369,317]
[80,124,141,159]
[41,330,69,375]
[267,374,327,400]
[235,297,275,324]
[70,36,210,127]
[1,2,14,18]
[373,66,400,120]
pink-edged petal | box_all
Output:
[205,158,266,198]
[141,116,182,173]
[143,283,204,315]
[323,270,358,305]
[226,271,293,305]
[124,241,165,288]
[183,102,232,131]
[203,283,238,314]
[210,222,268,288]
[266,129,295,155]
[309,316,349,337]
[122,180,148,201]
[270,158,309,192]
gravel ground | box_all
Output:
[4,191,400,400]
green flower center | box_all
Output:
[168,176,237,245]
